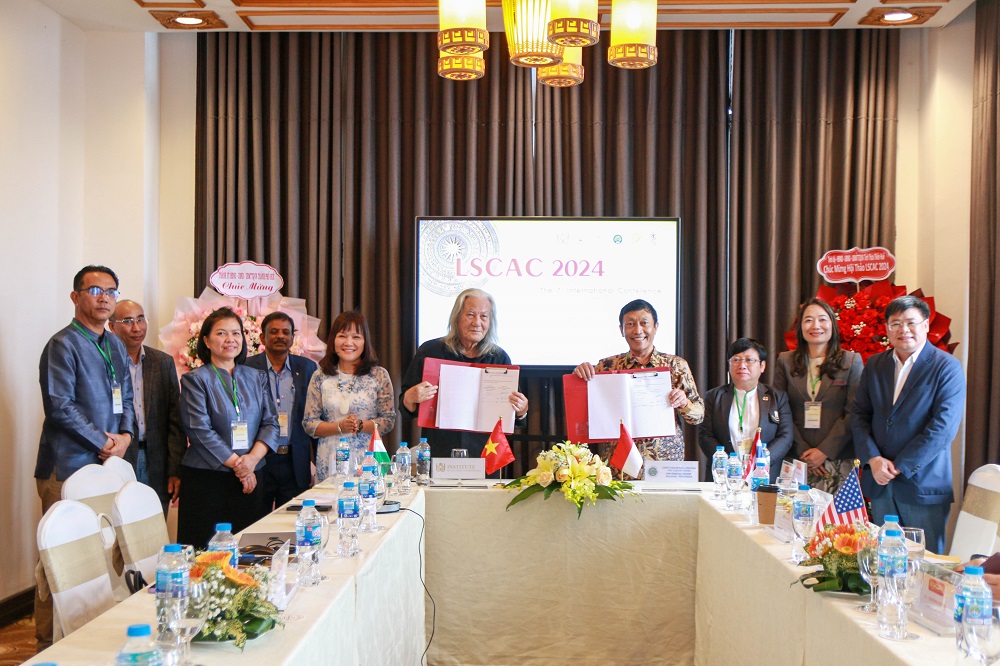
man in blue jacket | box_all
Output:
[852,295,966,554]
[244,312,317,510]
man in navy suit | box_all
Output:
[852,295,966,554]
[244,312,318,509]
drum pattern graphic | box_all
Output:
[420,219,499,297]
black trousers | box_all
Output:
[177,466,264,549]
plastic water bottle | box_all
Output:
[361,448,378,476]
[207,523,238,568]
[749,461,769,524]
[791,484,814,561]
[358,465,379,533]
[957,565,994,655]
[335,437,350,478]
[115,624,163,666]
[415,437,431,486]
[876,514,901,577]
[725,452,742,511]
[758,442,771,477]
[154,543,189,633]
[877,528,908,638]
[711,446,727,499]
[295,500,324,587]
[395,441,412,493]
[337,481,361,558]
[350,439,366,477]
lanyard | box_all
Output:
[269,365,291,409]
[808,369,821,398]
[735,388,750,436]
[210,364,241,418]
[71,321,117,383]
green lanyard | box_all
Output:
[71,321,117,383]
[808,370,821,398]
[735,388,750,435]
[210,364,242,419]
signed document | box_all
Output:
[435,364,520,433]
[586,369,675,440]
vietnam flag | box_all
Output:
[368,424,391,466]
[611,422,643,479]
[482,417,515,475]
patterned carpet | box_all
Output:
[0,616,37,666]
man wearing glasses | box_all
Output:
[699,338,793,483]
[852,295,966,554]
[110,300,185,514]
[33,265,136,649]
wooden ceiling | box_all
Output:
[37,0,973,33]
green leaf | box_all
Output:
[505,483,545,510]
[543,484,559,499]
[594,485,617,501]
[845,573,871,595]
[503,477,526,489]
[811,577,846,592]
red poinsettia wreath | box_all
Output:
[784,279,958,361]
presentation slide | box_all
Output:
[416,217,680,368]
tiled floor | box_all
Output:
[0,616,37,666]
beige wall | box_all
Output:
[0,0,979,602]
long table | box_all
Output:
[28,482,972,665]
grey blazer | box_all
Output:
[773,350,863,461]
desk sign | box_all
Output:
[432,457,486,480]
[268,541,297,611]
[911,560,962,636]
[644,461,699,483]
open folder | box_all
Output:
[563,368,675,441]
[417,358,520,433]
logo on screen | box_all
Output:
[420,219,500,296]
[613,235,622,244]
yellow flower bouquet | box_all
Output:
[505,442,633,518]
[190,551,283,649]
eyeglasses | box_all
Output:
[887,319,927,333]
[114,316,146,326]
[729,357,760,367]
[78,286,121,299]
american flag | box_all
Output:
[815,470,868,532]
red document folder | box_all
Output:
[416,357,520,431]
[563,367,671,443]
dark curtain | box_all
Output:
[729,30,899,378]
[532,30,731,460]
[966,0,1000,480]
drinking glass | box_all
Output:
[902,527,926,562]
[789,500,815,564]
[882,562,921,640]
[171,579,208,666]
[856,539,880,613]
[965,606,1000,664]
[725,474,743,511]
[373,473,388,531]
[451,449,469,458]
[387,461,400,496]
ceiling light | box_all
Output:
[438,52,486,81]
[548,0,600,47]
[539,46,584,87]
[173,16,204,26]
[608,0,658,70]
[438,0,489,55]
[882,10,915,22]
[503,0,563,67]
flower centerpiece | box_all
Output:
[795,523,872,594]
[190,551,282,649]
[504,442,633,518]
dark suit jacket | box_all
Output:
[851,344,965,506]
[773,350,863,460]
[698,383,793,483]
[244,353,318,489]
[123,346,186,504]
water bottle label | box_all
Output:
[338,497,360,518]
[877,552,889,576]
[296,524,322,547]
[336,447,350,462]
[792,501,813,521]
[965,597,991,624]
[155,569,189,598]
[359,480,376,498]
[955,592,967,623]
[889,554,907,577]
[417,449,431,462]
[727,467,742,480]
[750,476,766,491]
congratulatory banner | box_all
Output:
[417,218,680,367]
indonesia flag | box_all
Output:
[610,422,643,479]
[368,424,391,466]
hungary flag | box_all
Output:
[369,424,391,467]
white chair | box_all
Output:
[103,455,137,484]
[950,464,1000,560]
[36,500,116,641]
[112,481,169,586]
[62,464,127,597]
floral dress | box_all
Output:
[302,366,396,481]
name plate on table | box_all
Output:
[267,541,298,611]
[911,560,963,635]
[644,461,699,483]
[432,457,486,480]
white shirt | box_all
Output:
[127,348,146,441]
[729,386,759,454]
[892,341,926,405]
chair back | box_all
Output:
[36,500,115,639]
[112,481,169,584]
[950,464,1000,560]
[62,463,125,543]
[103,455,137,484]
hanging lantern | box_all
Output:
[503,0,563,67]
[608,0,658,69]
[438,51,486,81]
[438,0,489,55]
[539,47,584,87]
[547,0,600,47]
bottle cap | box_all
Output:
[215,523,232,532]
[163,543,182,553]
[303,499,316,507]
[127,624,151,638]
[967,566,985,576]
[400,442,408,447]
[343,481,355,488]
[884,529,902,537]
[729,452,738,457]
[420,438,428,443]
[799,484,810,491]
[884,515,899,523]
[716,446,724,451]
